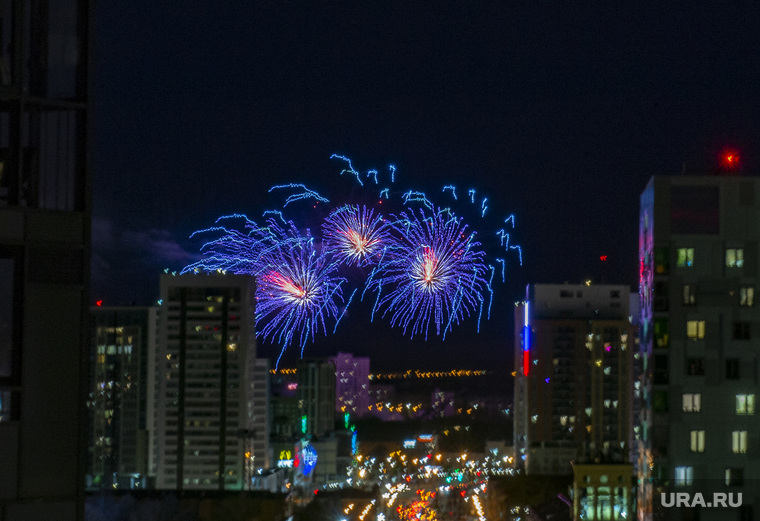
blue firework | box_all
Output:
[366,207,489,340]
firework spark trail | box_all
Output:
[366,207,489,340]
[442,185,457,200]
[402,190,434,210]
[322,204,392,266]
[330,153,363,186]
[262,210,287,224]
[495,258,506,282]
[269,184,330,206]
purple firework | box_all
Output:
[367,207,489,340]
[183,216,344,353]
[255,230,344,351]
[322,204,391,266]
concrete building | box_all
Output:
[638,175,760,521]
[329,351,370,417]
[297,358,336,437]
[514,284,637,477]
[88,306,158,489]
[151,273,267,490]
[0,1,92,519]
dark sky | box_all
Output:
[92,3,760,370]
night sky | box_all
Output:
[92,3,760,370]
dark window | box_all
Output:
[654,281,669,312]
[0,257,13,378]
[21,108,85,211]
[26,0,86,99]
[726,359,740,380]
[739,182,754,206]
[654,354,669,385]
[653,390,668,413]
[687,358,705,376]
[733,322,751,340]
[725,468,744,487]
[0,248,21,422]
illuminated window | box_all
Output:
[726,248,744,268]
[736,394,755,415]
[676,248,694,267]
[686,320,705,339]
[654,247,669,274]
[690,430,705,453]
[682,285,696,306]
[740,287,754,307]
[675,466,693,486]
[725,468,744,487]
[682,393,701,412]
[654,318,669,348]
[732,431,748,454]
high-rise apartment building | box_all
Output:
[0,2,92,519]
[87,306,158,489]
[639,176,760,521]
[151,273,267,490]
[297,358,336,437]
[514,284,636,477]
[329,351,370,417]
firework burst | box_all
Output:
[367,207,489,340]
[183,217,345,355]
[255,228,344,352]
[322,204,391,266]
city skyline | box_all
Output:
[91,4,760,369]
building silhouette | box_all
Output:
[297,358,336,438]
[638,175,760,521]
[515,284,636,476]
[329,351,370,418]
[87,305,158,489]
[0,1,92,519]
[151,273,268,490]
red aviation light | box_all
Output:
[721,149,741,172]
